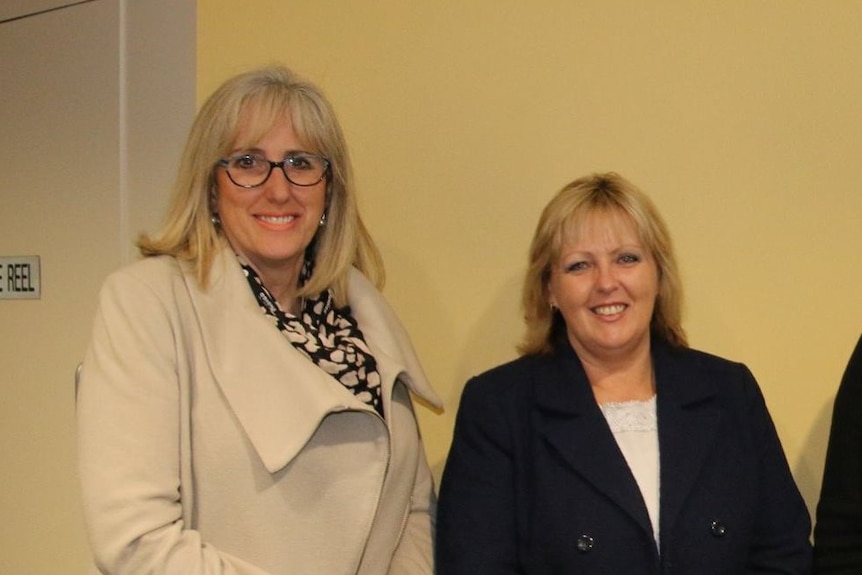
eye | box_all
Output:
[286,154,316,170]
[564,260,590,273]
[618,253,642,265]
[230,154,266,171]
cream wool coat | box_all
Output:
[77,248,442,574]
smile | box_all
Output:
[257,215,297,224]
[593,304,626,316]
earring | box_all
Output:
[318,212,327,227]
[211,213,221,227]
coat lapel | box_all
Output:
[185,251,367,473]
[534,341,725,543]
[534,346,654,537]
[653,343,722,540]
[183,250,440,474]
[345,267,442,411]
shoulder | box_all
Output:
[346,266,403,336]
[459,354,546,409]
[656,343,769,419]
[95,256,198,323]
[346,267,442,409]
[658,342,755,384]
[663,342,747,370]
[100,255,186,293]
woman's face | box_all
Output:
[546,209,660,364]
[215,113,327,288]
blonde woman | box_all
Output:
[437,173,811,574]
[78,66,440,574]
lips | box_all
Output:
[593,304,626,316]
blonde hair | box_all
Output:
[138,65,383,305]
[518,172,687,356]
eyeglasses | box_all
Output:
[218,152,330,188]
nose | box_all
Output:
[595,263,618,292]
[263,166,295,202]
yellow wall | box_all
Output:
[199,1,862,515]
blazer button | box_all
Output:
[710,520,727,538]
[575,534,594,553]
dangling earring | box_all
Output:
[318,212,327,227]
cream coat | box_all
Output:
[77,249,442,574]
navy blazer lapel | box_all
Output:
[653,342,722,541]
[534,345,654,538]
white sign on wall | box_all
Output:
[0,256,41,299]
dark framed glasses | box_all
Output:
[218,152,330,188]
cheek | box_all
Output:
[309,186,328,214]
[213,176,233,213]
[215,184,250,216]
[549,277,589,310]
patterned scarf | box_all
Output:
[240,258,384,417]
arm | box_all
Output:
[436,377,522,575]
[77,266,269,574]
[388,428,436,574]
[742,366,813,574]
[814,334,862,575]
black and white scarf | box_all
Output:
[240,259,384,417]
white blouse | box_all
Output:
[599,396,660,546]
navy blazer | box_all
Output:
[813,333,862,574]
[437,338,812,574]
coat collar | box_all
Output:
[184,248,440,473]
[533,338,723,541]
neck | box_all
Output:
[269,283,302,315]
[245,260,303,315]
[577,344,655,404]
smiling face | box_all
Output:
[547,208,660,365]
[215,113,327,294]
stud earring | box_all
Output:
[318,213,327,227]
[211,213,221,226]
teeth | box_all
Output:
[594,304,625,316]
[259,215,296,224]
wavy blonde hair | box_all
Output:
[518,172,687,356]
[138,65,383,305]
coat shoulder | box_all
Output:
[460,354,549,408]
[100,255,186,294]
[665,344,745,370]
[661,344,753,382]
[656,343,763,410]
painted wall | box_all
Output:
[199,0,862,518]
[2,1,859,570]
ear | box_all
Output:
[546,285,558,310]
[209,185,219,212]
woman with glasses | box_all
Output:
[77,65,441,574]
[436,173,812,574]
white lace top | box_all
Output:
[599,396,660,546]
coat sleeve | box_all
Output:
[388,421,436,575]
[741,364,813,574]
[77,267,270,575]
[436,376,523,575]
[814,334,862,574]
